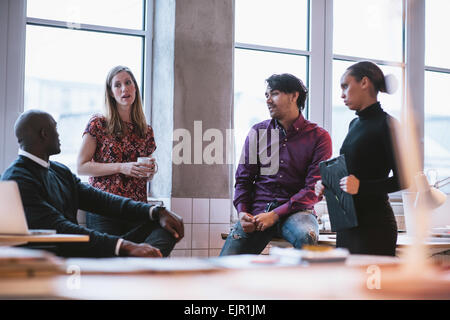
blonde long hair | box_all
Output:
[104,65,147,138]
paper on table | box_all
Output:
[209,254,306,269]
[270,247,349,264]
[65,257,222,274]
[0,246,58,262]
[431,227,450,238]
[0,247,64,277]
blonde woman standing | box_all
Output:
[77,66,158,235]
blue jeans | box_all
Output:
[220,210,319,256]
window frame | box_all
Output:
[0,0,153,173]
[1,0,444,195]
[24,0,154,123]
[423,1,450,182]
[233,0,438,197]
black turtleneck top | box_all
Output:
[340,102,402,226]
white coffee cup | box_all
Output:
[137,157,158,178]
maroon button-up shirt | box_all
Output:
[234,113,332,218]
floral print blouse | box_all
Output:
[83,114,156,203]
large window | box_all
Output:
[234,0,309,164]
[2,0,448,196]
[331,0,404,157]
[233,0,450,197]
[234,0,408,180]
[425,0,450,192]
[24,0,150,174]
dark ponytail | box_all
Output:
[346,61,390,94]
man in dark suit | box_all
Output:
[1,110,184,258]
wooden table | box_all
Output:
[0,234,89,246]
[1,254,448,300]
[318,233,450,249]
[222,232,450,249]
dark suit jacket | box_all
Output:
[1,156,152,257]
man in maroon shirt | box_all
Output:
[220,74,332,255]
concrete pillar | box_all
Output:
[152,0,234,199]
[151,0,176,198]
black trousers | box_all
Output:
[336,221,398,256]
[53,214,177,258]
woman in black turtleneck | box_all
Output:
[316,61,404,256]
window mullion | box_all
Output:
[405,0,426,169]
[143,0,153,124]
[322,0,333,133]
[309,0,328,127]
[425,66,450,74]
[26,17,146,36]
[1,0,26,173]
[333,54,405,68]
[235,42,310,56]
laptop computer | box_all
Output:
[0,181,56,236]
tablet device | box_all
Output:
[319,155,358,232]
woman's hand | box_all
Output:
[340,174,360,195]
[119,162,152,178]
[147,158,158,179]
[315,180,325,197]
[137,158,158,180]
